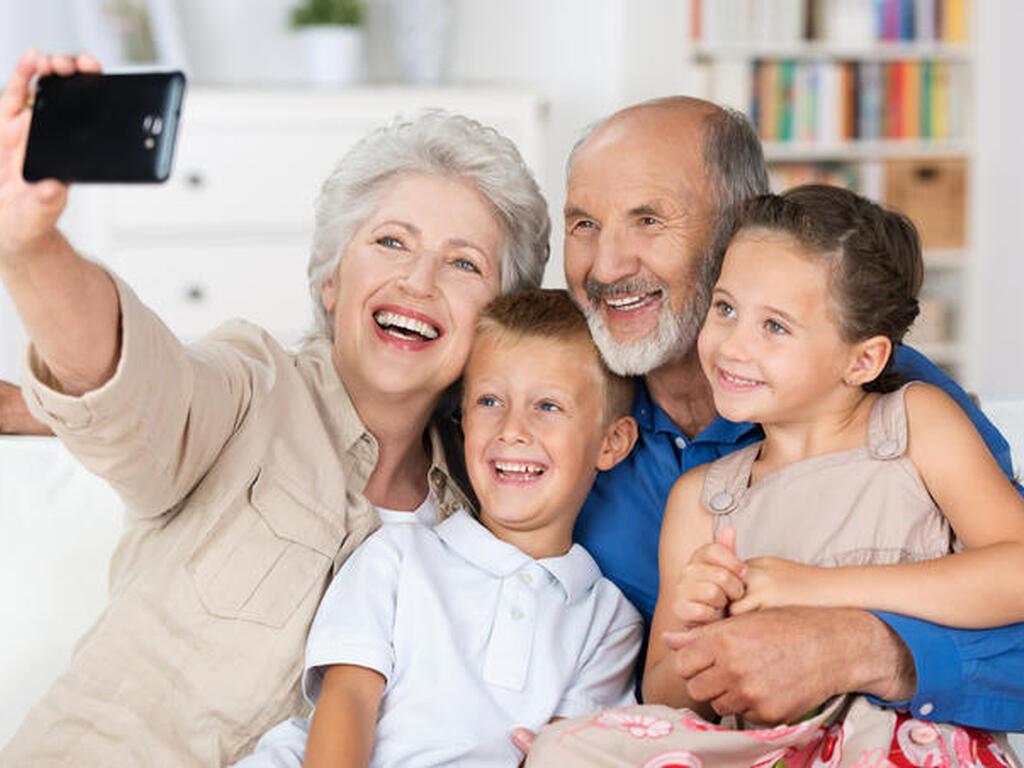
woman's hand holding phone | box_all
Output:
[0,50,101,261]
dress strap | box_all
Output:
[700,442,761,515]
[866,382,916,460]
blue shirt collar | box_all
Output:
[632,377,762,445]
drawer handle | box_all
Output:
[185,172,205,189]
[185,284,206,303]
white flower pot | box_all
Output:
[298,25,364,86]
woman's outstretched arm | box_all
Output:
[0,51,120,396]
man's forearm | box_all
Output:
[839,608,916,702]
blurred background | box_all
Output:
[0,0,1021,395]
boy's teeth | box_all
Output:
[373,310,439,340]
[494,461,545,477]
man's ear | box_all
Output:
[596,415,638,471]
[843,335,891,387]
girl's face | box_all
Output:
[322,173,504,405]
[697,230,861,425]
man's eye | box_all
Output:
[639,216,659,226]
[765,319,789,335]
[452,257,481,274]
[376,236,403,249]
[715,300,735,318]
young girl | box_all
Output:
[526,185,1024,768]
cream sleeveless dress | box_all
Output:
[526,384,1018,768]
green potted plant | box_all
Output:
[290,0,366,86]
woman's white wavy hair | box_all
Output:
[307,110,551,337]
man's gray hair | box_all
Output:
[307,110,551,337]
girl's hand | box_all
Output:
[670,526,747,626]
[0,50,101,261]
[730,557,821,615]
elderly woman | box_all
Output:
[0,52,549,766]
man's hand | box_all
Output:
[0,380,52,435]
[662,606,916,725]
[671,526,746,626]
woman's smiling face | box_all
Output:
[322,173,504,404]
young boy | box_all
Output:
[234,289,642,768]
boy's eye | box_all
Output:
[715,300,736,318]
[765,319,789,335]
[452,256,481,274]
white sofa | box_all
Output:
[2,397,1023,748]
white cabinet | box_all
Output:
[61,86,546,350]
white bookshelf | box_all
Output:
[685,0,975,382]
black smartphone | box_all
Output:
[22,71,186,184]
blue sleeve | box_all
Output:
[866,347,1024,730]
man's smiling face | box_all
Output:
[563,105,718,376]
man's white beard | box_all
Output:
[583,287,707,376]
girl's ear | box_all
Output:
[596,415,639,471]
[843,335,892,387]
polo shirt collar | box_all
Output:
[436,511,602,603]
[632,377,761,445]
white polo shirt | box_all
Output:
[304,510,642,767]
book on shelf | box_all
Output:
[694,0,969,45]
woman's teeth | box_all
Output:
[374,310,439,340]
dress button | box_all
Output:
[910,725,938,745]
[674,436,687,449]
[876,438,899,458]
[709,491,733,512]
[510,606,525,620]
[918,702,935,716]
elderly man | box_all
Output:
[551,95,1024,736]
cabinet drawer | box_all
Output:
[107,126,370,234]
[106,242,314,345]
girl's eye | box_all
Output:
[452,256,481,274]
[538,401,562,413]
[477,395,500,408]
[376,235,403,249]
[715,300,736,318]
[765,319,789,335]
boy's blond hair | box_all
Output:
[471,289,634,422]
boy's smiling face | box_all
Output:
[461,333,628,559]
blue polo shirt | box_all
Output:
[574,344,1024,730]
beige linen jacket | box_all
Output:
[1,276,471,767]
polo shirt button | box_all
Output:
[709,491,733,511]
[518,572,533,586]
[918,702,935,716]
[674,436,687,449]
[510,606,525,621]
[876,438,899,458]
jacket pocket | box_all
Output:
[186,467,345,627]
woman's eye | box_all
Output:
[715,300,736,318]
[376,235,403,249]
[765,319,789,335]
[452,257,481,274]
[477,395,499,408]
[570,219,596,234]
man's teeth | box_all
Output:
[604,293,657,310]
[374,310,439,340]
[494,461,546,478]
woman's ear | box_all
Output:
[596,415,638,471]
[843,335,892,387]
[321,275,338,314]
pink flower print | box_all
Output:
[810,723,845,768]
[889,714,950,768]
[750,747,791,768]
[678,710,731,733]
[642,750,705,768]
[595,709,674,739]
[953,727,1014,768]
[851,748,894,768]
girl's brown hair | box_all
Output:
[725,184,923,392]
